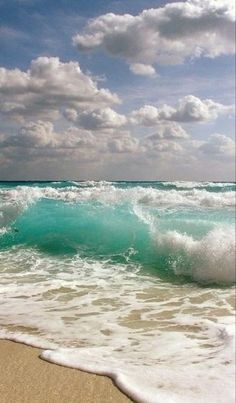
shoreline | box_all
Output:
[0,340,131,403]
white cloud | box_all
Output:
[0,57,119,122]
[1,121,97,151]
[170,95,235,122]
[144,137,184,157]
[108,134,140,153]
[144,122,189,140]
[1,118,187,168]
[154,141,184,154]
[0,121,142,167]
[73,0,235,73]
[130,95,234,125]
[1,121,234,180]
[130,105,163,126]
[129,63,156,76]
[199,133,235,157]
[8,121,56,148]
[64,107,127,130]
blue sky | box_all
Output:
[0,0,235,180]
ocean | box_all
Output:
[0,180,235,402]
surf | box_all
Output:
[0,181,235,402]
[0,181,235,284]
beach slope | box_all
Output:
[0,340,131,403]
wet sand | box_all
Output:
[0,340,131,403]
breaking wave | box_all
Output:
[0,181,235,285]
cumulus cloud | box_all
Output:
[64,107,126,130]
[144,122,189,140]
[199,133,235,157]
[73,0,235,73]
[130,95,234,125]
[130,105,170,126]
[0,121,142,166]
[1,118,187,167]
[1,121,234,179]
[108,133,140,153]
[5,121,56,148]
[0,57,119,122]
[170,96,235,122]
[144,135,184,157]
[149,141,184,154]
[1,121,97,152]
[129,63,156,76]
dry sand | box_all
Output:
[0,340,132,403]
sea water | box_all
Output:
[0,181,235,402]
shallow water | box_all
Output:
[0,181,235,402]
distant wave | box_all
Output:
[0,183,235,209]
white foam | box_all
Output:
[0,186,41,232]
[163,181,235,189]
[156,227,236,283]
[132,204,235,284]
[40,326,235,403]
[0,184,235,210]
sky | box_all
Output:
[0,0,235,181]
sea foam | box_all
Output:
[0,184,235,209]
[156,227,235,283]
[0,248,235,403]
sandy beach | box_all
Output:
[0,340,131,403]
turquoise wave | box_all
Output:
[0,181,235,284]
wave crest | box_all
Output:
[0,184,235,208]
[156,227,235,283]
